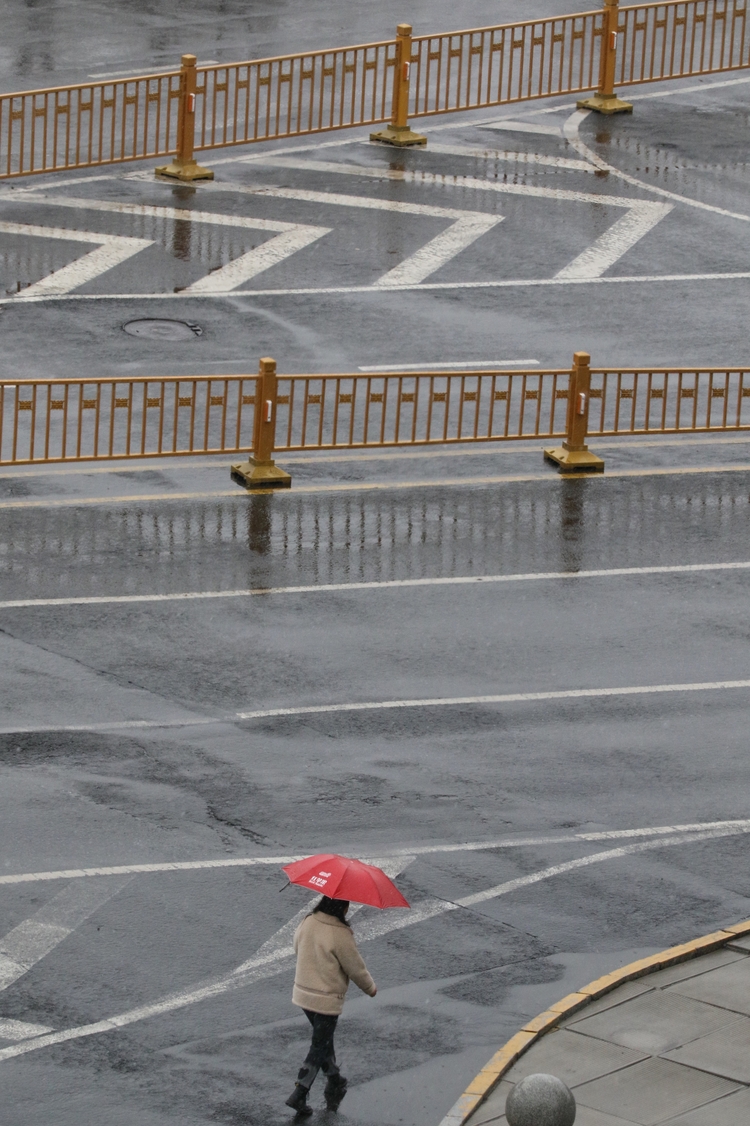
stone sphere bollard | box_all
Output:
[505,1074,576,1126]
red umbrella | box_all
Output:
[283,853,409,908]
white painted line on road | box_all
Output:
[2,463,750,510]
[2,560,748,612]
[0,1019,54,1041]
[425,142,593,172]
[0,875,134,990]
[0,824,746,1062]
[87,63,218,79]
[481,120,563,137]
[555,202,673,279]
[184,225,329,292]
[12,195,306,233]
[358,360,539,371]
[375,213,503,286]
[0,821,747,888]
[7,271,750,303]
[564,109,750,225]
[0,222,152,297]
[7,195,330,293]
[236,678,750,720]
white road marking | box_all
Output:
[184,226,329,292]
[0,875,134,990]
[255,161,670,280]
[0,1019,54,1041]
[6,269,750,302]
[564,109,750,225]
[0,221,152,297]
[627,73,750,102]
[425,142,593,172]
[375,213,503,286]
[482,120,563,137]
[7,196,330,293]
[87,63,218,79]
[0,824,745,1062]
[236,679,750,721]
[2,822,744,888]
[358,360,539,371]
[3,559,747,612]
[259,147,590,175]
[555,202,673,279]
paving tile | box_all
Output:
[575,1058,741,1124]
[670,957,750,1016]
[468,1080,513,1126]
[562,981,655,1025]
[471,1105,640,1126]
[663,1014,750,1083]
[504,1029,646,1087]
[640,950,746,989]
[571,990,737,1054]
[659,1085,750,1125]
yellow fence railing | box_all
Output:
[0,0,747,180]
[4,355,750,482]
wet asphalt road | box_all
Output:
[2,4,750,1126]
[2,452,750,1126]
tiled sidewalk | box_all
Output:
[467,933,750,1126]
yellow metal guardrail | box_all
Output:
[0,0,747,180]
[4,354,750,483]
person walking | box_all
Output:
[285,896,377,1116]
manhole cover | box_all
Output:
[123,319,203,341]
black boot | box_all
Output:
[324,1074,348,1112]
[285,1084,313,1117]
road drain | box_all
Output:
[123,319,203,341]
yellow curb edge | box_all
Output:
[439,916,750,1126]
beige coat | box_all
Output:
[292,912,376,1015]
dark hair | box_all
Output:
[313,896,350,925]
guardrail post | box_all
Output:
[231,357,292,489]
[370,23,427,147]
[155,54,215,182]
[577,0,632,115]
[543,352,605,473]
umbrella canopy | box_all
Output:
[283,853,409,908]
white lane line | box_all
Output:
[555,202,673,279]
[7,270,750,302]
[0,875,134,990]
[425,142,593,172]
[259,147,590,175]
[0,825,745,1062]
[236,679,750,720]
[375,213,503,286]
[2,821,744,888]
[0,222,152,297]
[241,166,640,209]
[0,1019,54,1041]
[481,120,563,137]
[9,196,305,233]
[358,360,539,370]
[4,559,747,612]
[627,73,750,102]
[563,109,750,225]
[184,225,329,292]
[87,62,219,79]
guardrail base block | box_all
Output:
[155,158,214,182]
[231,458,292,489]
[543,446,605,473]
[370,124,427,147]
[576,93,632,115]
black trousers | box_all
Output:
[296,1009,340,1089]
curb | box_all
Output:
[437,916,750,1126]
